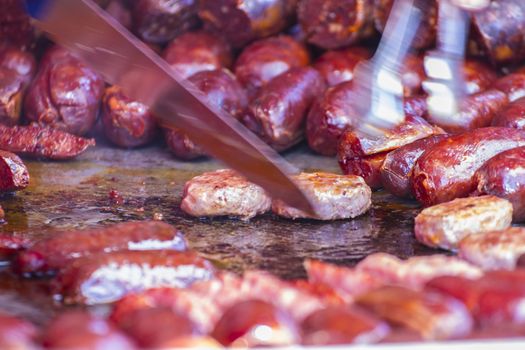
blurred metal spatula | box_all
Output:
[24,0,317,216]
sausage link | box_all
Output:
[0,313,37,349]
[198,0,297,48]
[474,146,525,221]
[24,47,105,136]
[339,152,388,190]
[163,30,232,80]
[242,67,325,151]
[313,47,371,87]
[492,96,525,130]
[380,134,448,199]
[412,127,525,206]
[234,35,310,99]
[462,59,499,95]
[0,150,28,193]
[493,73,525,103]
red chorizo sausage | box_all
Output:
[339,152,388,190]
[198,0,297,48]
[473,146,525,222]
[462,59,499,95]
[412,127,525,206]
[0,150,29,193]
[0,124,95,160]
[380,134,449,199]
[313,47,371,87]
[163,30,232,80]
[298,0,374,49]
[15,221,187,276]
[492,96,525,130]
[242,67,325,151]
[493,73,525,103]
[24,47,105,136]
[234,35,310,98]
[55,250,215,305]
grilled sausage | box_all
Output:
[164,69,248,160]
[493,72,525,102]
[0,313,37,349]
[101,86,158,148]
[15,221,186,276]
[0,46,36,126]
[198,0,297,48]
[425,89,508,134]
[0,124,95,160]
[313,47,371,87]
[492,96,525,129]
[24,47,105,136]
[474,146,525,221]
[242,67,325,151]
[163,30,232,80]
[339,152,388,190]
[212,300,300,347]
[271,172,372,220]
[471,0,525,66]
[459,227,525,270]
[412,127,525,206]
[462,59,499,95]
[298,0,374,49]
[380,135,449,198]
[42,311,136,349]
[301,307,389,345]
[181,169,272,220]
[356,286,473,340]
[0,233,31,257]
[132,0,199,44]
[55,250,215,305]
[414,196,513,251]
[374,0,437,49]
[234,35,310,98]
[0,150,29,193]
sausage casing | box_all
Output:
[339,152,388,190]
[492,96,525,130]
[313,47,371,87]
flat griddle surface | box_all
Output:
[0,142,436,324]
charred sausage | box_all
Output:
[493,72,525,102]
[132,0,199,44]
[101,86,158,148]
[474,146,525,221]
[380,134,448,199]
[339,152,388,190]
[24,47,105,136]
[313,47,371,87]
[0,150,28,192]
[15,221,187,276]
[242,67,325,151]
[198,0,297,48]
[55,250,215,305]
[492,96,525,129]
[163,30,232,80]
[0,124,95,160]
[164,69,248,160]
[234,35,310,98]
[412,127,525,206]
[298,0,374,49]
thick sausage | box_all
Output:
[42,311,136,349]
[24,47,105,136]
[492,96,525,129]
[212,300,300,347]
[0,233,31,258]
[163,30,232,80]
[380,135,448,198]
[164,69,248,160]
[339,152,388,190]
[462,59,499,95]
[55,250,215,305]
[298,0,374,49]
[412,127,525,206]
[0,0,34,49]
[242,67,325,151]
[313,47,371,87]
[471,0,525,66]
[356,286,473,340]
[132,0,199,44]
[15,221,187,276]
[198,0,297,48]
[374,0,437,49]
[0,313,37,349]
[425,89,508,134]
[493,72,525,102]
[0,45,36,85]
[0,150,29,192]
[0,124,95,160]
[414,196,513,251]
[474,147,525,221]
[301,307,389,345]
[271,172,372,220]
[101,85,158,148]
[234,35,310,98]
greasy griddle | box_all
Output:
[0,140,436,325]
